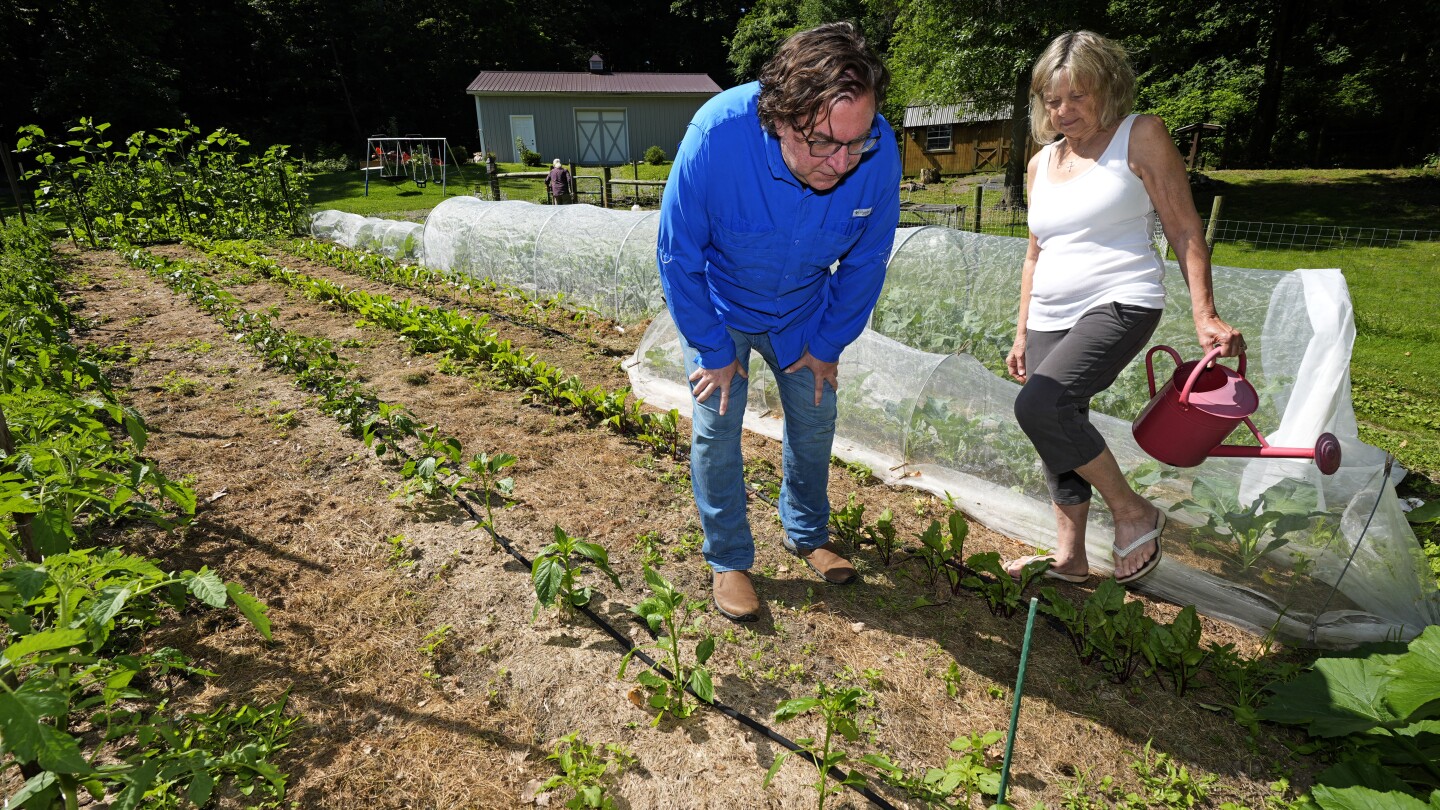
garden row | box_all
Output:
[210,235,1440,810]
[0,222,287,808]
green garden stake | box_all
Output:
[992,596,1039,810]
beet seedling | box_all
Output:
[618,566,715,724]
[531,526,621,620]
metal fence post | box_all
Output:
[973,185,984,232]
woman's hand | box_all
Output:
[1195,313,1245,357]
[1006,334,1028,382]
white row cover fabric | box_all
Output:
[310,202,1440,647]
[311,209,423,260]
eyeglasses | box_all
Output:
[803,120,881,158]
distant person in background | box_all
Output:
[1002,30,1244,586]
[657,22,900,622]
[547,159,573,204]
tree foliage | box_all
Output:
[0,0,740,157]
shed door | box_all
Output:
[575,109,628,165]
[509,115,536,162]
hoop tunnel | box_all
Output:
[311,200,1440,647]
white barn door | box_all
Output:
[509,115,536,162]
[575,109,628,165]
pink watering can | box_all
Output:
[1131,345,1342,475]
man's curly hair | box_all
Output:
[756,21,889,136]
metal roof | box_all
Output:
[466,71,722,95]
[903,102,1015,128]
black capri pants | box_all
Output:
[1014,302,1163,505]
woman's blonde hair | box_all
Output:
[1028,31,1136,143]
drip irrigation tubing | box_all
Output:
[439,480,900,810]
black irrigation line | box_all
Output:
[437,481,901,810]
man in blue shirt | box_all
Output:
[656,22,900,621]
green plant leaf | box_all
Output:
[186,568,228,607]
[0,565,49,602]
[1382,626,1440,722]
[3,627,88,666]
[5,771,58,807]
[532,557,563,607]
[1261,656,1403,736]
[695,636,715,666]
[1310,784,1435,810]
[227,582,273,640]
[689,667,714,704]
[1404,500,1440,524]
[774,697,821,722]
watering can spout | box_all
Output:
[1132,345,1341,474]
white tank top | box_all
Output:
[1026,114,1166,331]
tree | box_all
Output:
[886,0,1100,204]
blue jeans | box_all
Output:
[682,328,837,572]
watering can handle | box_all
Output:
[1178,345,1248,407]
[1144,345,1184,398]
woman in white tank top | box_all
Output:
[1001,31,1245,586]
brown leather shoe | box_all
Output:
[712,570,760,622]
[787,541,858,585]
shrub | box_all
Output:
[644,145,667,165]
[516,137,543,167]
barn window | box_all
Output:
[925,124,953,152]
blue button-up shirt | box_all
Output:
[656,82,900,370]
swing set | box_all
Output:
[362,135,455,196]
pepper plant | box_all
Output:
[468,450,517,534]
[764,683,873,810]
[531,526,621,619]
[539,732,636,810]
[618,566,715,724]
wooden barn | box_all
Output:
[466,55,721,166]
[900,103,1041,178]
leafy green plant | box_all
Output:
[618,566,715,724]
[864,507,900,566]
[961,552,1046,617]
[539,732,636,810]
[829,495,867,547]
[516,138,543,167]
[419,623,453,681]
[531,526,621,619]
[1259,625,1440,802]
[863,730,1003,808]
[764,684,873,810]
[1041,579,1154,682]
[913,512,968,596]
[1143,605,1207,695]
[1174,477,1327,571]
[0,547,277,808]
[468,450,517,534]
[643,145,667,165]
[1198,641,1304,740]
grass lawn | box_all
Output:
[307,159,673,217]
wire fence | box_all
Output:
[1200,220,1440,251]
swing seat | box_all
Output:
[414,178,428,188]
